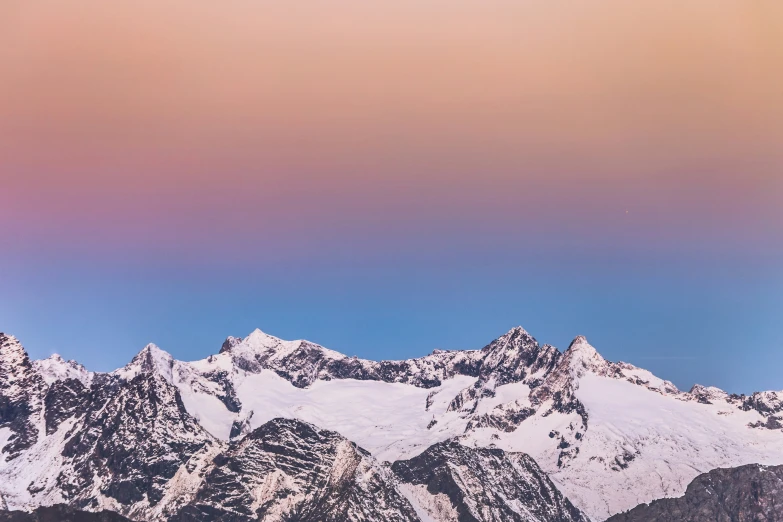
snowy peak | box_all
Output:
[219,335,242,354]
[132,343,174,370]
[237,328,345,360]
[478,326,559,385]
[227,328,323,361]
[688,384,729,404]
[2,336,93,388]
[536,335,676,402]
[565,335,599,357]
[32,354,92,386]
[496,325,534,342]
[116,343,175,383]
[4,326,783,522]
[481,326,536,356]
[0,333,45,460]
[242,327,283,351]
[0,333,30,371]
[563,335,607,377]
[0,333,38,394]
[741,390,783,420]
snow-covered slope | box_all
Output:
[461,336,783,519]
[2,327,783,521]
[32,355,92,387]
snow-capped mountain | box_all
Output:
[164,417,586,522]
[2,327,783,521]
[32,355,92,387]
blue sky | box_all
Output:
[2,0,782,397]
[3,243,781,395]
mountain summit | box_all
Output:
[1,327,783,521]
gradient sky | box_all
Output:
[1,1,782,393]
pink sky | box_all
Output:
[1,0,781,262]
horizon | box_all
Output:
[2,1,782,396]
[0,324,772,396]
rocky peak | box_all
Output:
[55,366,211,511]
[0,333,31,374]
[227,328,308,361]
[741,390,783,418]
[482,326,537,355]
[242,328,284,350]
[219,335,243,354]
[527,336,606,422]
[688,384,729,404]
[117,343,175,383]
[479,326,549,381]
[566,335,596,354]
[446,328,562,417]
[33,354,92,386]
[0,333,39,395]
[0,334,45,460]
[563,336,607,377]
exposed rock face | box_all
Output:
[477,327,561,386]
[688,384,729,405]
[162,417,588,522]
[0,334,46,460]
[3,327,783,521]
[0,334,214,519]
[221,329,484,390]
[43,378,87,435]
[0,505,130,522]
[171,418,420,522]
[447,327,560,420]
[606,463,783,522]
[392,439,588,522]
[56,373,210,509]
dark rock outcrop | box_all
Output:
[56,373,210,508]
[0,334,46,460]
[607,463,783,522]
[392,439,588,522]
[170,418,419,522]
[0,505,130,522]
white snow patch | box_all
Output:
[222,371,477,461]
[33,355,93,386]
[553,373,783,520]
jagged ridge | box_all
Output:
[3,327,783,521]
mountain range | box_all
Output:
[2,327,783,521]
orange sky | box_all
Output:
[2,1,783,391]
[1,0,781,257]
